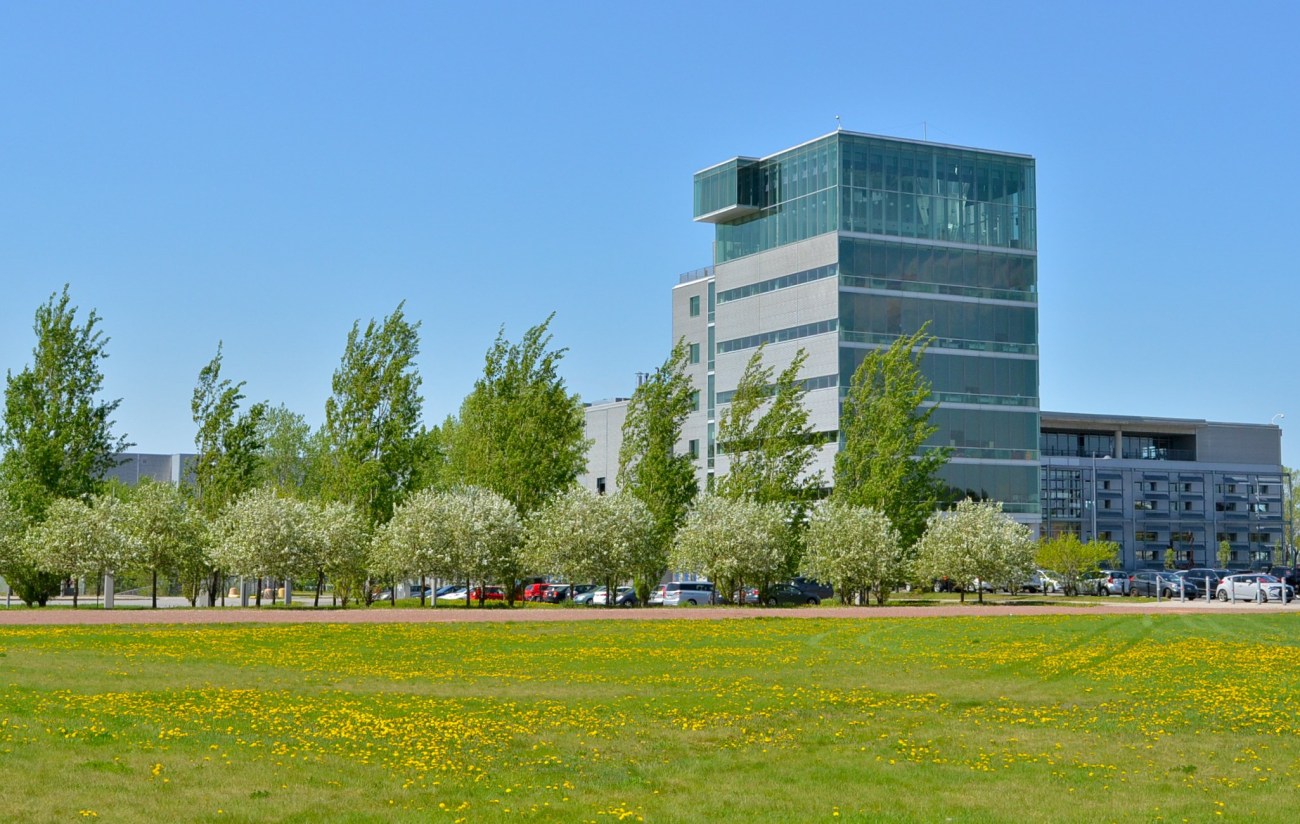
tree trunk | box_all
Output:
[152,568,158,610]
[255,577,262,607]
[315,572,324,607]
[71,578,78,609]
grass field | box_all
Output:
[2,613,1298,823]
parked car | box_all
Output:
[1130,570,1199,599]
[1216,573,1295,603]
[434,584,465,599]
[790,577,833,601]
[761,583,821,606]
[1176,568,1225,595]
[522,582,551,602]
[467,586,506,601]
[658,581,715,607]
[572,586,601,606]
[542,583,596,604]
[1081,569,1132,596]
[590,586,638,607]
[1022,569,1063,594]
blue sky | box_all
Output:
[3,1,1298,468]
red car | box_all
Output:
[523,582,549,602]
[467,586,506,601]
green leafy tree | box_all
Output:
[0,503,48,607]
[714,346,822,510]
[671,495,793,606]
[1218,539,1233,568]
[255,404,320,497]
[192,343,267,516]
[445,315,589,516]
[913,499,1035,604]
[524,488,656,607]
[321,303,424,526]
[834,325,950,548]
[802,501,905,605]
[1035,534,1119,596]
[616,339,699,599]
[192,344,267,604]
[0,287,131,604]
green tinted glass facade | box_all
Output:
[695,131,1039,518]
[697,133,1035,265]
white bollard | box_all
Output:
[103,572,115,610]
[284,579,292,606]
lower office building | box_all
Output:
[1041,412,1287,570]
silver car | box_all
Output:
[1082,569,1131,596]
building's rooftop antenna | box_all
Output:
[835,114,842,131]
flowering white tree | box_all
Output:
[309,500,369,607]
[25,495,136,607]
[802,500,904,605]
[449,486,522,606]
[121,479,207,608]
[912,499,1036,604]
[671,494,792,605]
[524,487,655,606]
[212,486,314,603]
[372,488,456,591]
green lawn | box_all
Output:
[1,613,1297,822]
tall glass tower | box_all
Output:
[673,130,1040,521]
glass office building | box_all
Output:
[676,130,1040,518]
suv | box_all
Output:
[661,581,715,607]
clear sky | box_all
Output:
[3,1,1298,469]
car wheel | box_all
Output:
[1259,590,1268,604]
[685,599,696,606]
[766,597,778,607]
[1217,590,1228,602]
[806,597,819,606]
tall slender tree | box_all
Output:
[0,287,130,604]
[0,286,131,516]
[445,315,588,516]
[834,325,951,548]
[321,303,424,526]
[192,343,267,517]
[714,346,822,510]
[617,339,698,598]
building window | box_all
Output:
[688,439,700,459]
[1103,499,1112,510]
[1102,480,1112,490]
[1137,549,1160,562]
[596,477,606,495]
[689,295,701,317]
[1136,531,1158,542]
[689,343,700,364]
[1216,502,1238,512]
[1260,484,1271,494]
[1250,502,1269,513]
[689,390,700,412]
[1135,500,1156,511]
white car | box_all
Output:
[1215,574,1294,603]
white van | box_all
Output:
[662,581,715,606]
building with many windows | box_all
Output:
[673,129,1040,520]
[1040,412,1287,569]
